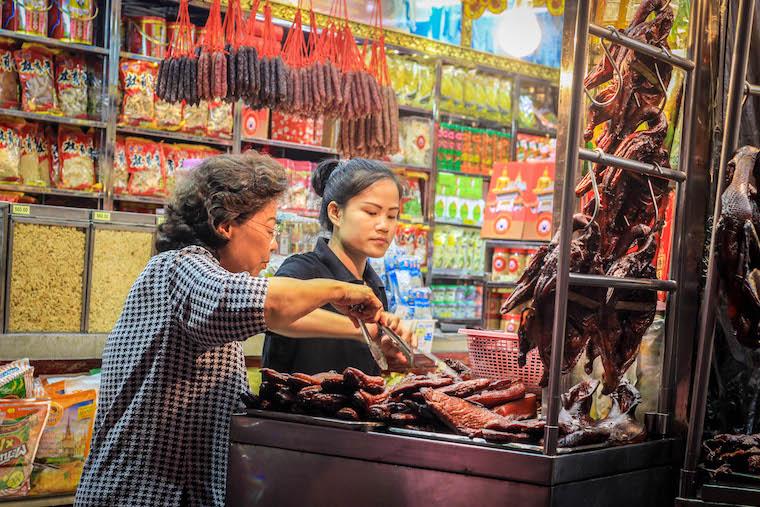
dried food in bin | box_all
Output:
[88,228,153,333]
[30,390,96,496]
[126,137,165,196]
[0,121,22,183]
[119,60,157,127]
[0,399,50,497]
[8,223,86,332]
[0,40,19,109]
[58,127,95,190]
[56,54,89,119]
[14,45,58,114]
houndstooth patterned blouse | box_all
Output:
[75,246,268,507]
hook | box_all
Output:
[648,177,660,224]
[654,62,668,112]
[584,36,623,108]
[743,81,751,109]
[586,149,603,229]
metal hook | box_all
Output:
[586,149,603,228]
[584,36,623,108]
[648,177,660,224]
[743,81,751,109]
[654,62,668,113]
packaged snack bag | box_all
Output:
[14,45,58,114]
[207,100,232,139]
[0,360,34,399]
[0,399,50,497]
[56,54,88,119]
[119,60,157,127]
[30,390,96,496]
[181,100,208,135]
[126,137,165,196]
[0,39,19,109]
[155,99,183,131]
[58,127,95,190]
[113,137,128,194]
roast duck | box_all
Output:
[501,0,674,395]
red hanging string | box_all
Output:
[282,0,308,67]
[223,0,245,50]
[168,0,193,58]
[260,0,281,58]
[202,0,225,52]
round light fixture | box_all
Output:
[495,6,542,59]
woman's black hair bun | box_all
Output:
[312,159,341,197]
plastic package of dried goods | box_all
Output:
[0,40,19,109]
[0,121,21,183]
[88,228,154,333]
[8,222,86,332]
[119,60,157,127]
[56,54,88,119]
[0,399,50,498]
[155,99,182,131]
[45,126,59,185]
[182,100,208,135]
[58,127,95,190]
[0,359,34,399]
[14,45,58,114]
[18,123,39,184]
[86,61,103,118]
[126,137,165,196]
[30,390,96,496]
[34,129,51,187]
[113,137,128,194]
[207,100,232,139]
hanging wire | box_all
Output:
[648,177,660,224]
[586,149,604,228]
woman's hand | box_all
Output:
[378,312,417,350]
[329,282,384,324]
[368,312,417,367]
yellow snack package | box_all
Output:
[0,360,34,399]
[29,390,96,496]
[0,399,50,497]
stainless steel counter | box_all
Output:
[227,415,681,506]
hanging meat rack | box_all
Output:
[678,0,760,504]
[228,2,719,505]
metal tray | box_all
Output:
[699,466,760,485]
[245,409,386,432]
[386,426,611,454]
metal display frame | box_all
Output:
[83,210,158,333]
[678,0,759,502]
[543,0,705,455]
[2,205,92,334]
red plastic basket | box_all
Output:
[460,328,544,390]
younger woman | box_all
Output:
[263,158,415,374]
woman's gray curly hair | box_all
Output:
[156,152,288,253]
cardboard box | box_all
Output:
[482,162,527,240]
[242,107,269,139]
[521,161,555,241]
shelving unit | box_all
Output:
[117,125,234,147]
[0,184,103,200]
[242,137,339,155]
[0,29,109,55]
[436,169,491,181]
[0,108,107,129]
[0,494,76,507]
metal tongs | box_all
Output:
[353,304,459,378]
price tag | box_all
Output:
[11,204,30,216]
[93,211,111,222]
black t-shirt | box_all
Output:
[262,238,387,375]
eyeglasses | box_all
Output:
[244,220,280,244]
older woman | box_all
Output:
[75,153,393,507]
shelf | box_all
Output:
[516,126,557,137]
[243,137,338,155]
[430,271,485,282]
[437,317,483,324]
[398,104,434,117]
[486,281,518,288]
[439,111,511,130]
[0,184,102,199]
[0,29,108,56]
[388,162,432,173]
[120,51,162,64]
[0,108,106,129]
[485,239,550,249]
[113,194,167,205]
[436,169,491,181]
[117,125,234,147]
[433,219,483,230]
[0,494,76,506]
